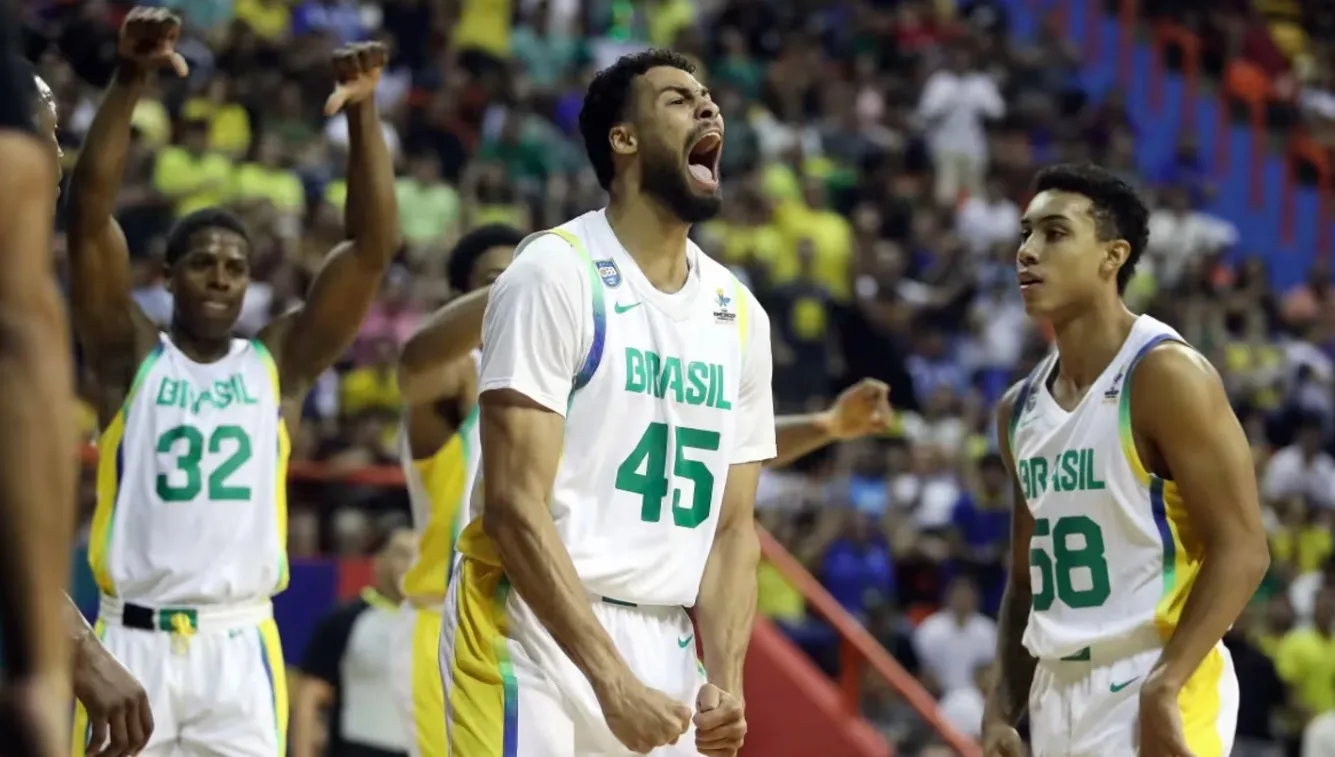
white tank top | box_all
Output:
[87,335,290,605]
[458,211,770,607]
[1008,316,1203,660]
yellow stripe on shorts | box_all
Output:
[446,559,518,757]
[411,608,448,757]
[1178,645,1225,757]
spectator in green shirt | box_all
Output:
[396,151,460,257]
[152,117,234,217]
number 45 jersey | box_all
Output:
[89,335,290,605]
[455,209,777,608]
[1007,315,1202,661]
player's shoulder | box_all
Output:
[996,378,1029,426]
[1132,339,1220,392]
[496,218,598,292]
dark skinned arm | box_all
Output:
[0,130,73,689]
[65,64,160,419]
[697,462,763,695]
[767,413,837,469]
[261,50,399,397]
[982,381,1039,730]
[1133,343,1269,693]
[397,287,489,406]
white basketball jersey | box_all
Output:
[1009,316,1203,660]
[88,335,290,605]
[458,209,777,607]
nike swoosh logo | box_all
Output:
[677,635,694,648]
[1109,677,1140,693]
[614,302,641,314]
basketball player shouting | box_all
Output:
[65,7,399,756]
[441,49,766,757]
[981,164,1269,757]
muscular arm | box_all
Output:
[477,236,630,697]
[66,65,158,417]
[1133,343,1269,691]
[697,296,774,695]
[397,287,489,406]
[982,382,1038,728]
[0,130,74,684]
[480,393,628,692]
[697,462,763,694]
[767,414,835,469]
[262,94,399,396]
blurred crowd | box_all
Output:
[22,0,1335,754]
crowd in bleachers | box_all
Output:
[23,0,1335,754]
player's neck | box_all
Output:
[1050,298,1138,390]
[606,194,691,294]
[168,323,232,364]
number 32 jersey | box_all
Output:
[89,335,290,606]
[455,209,777,607]
[1008,315,1203,660]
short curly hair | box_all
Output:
[579,49,697,191]
[445,223,525,293]
[1031,163,1150,293]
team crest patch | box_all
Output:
[713,288,736,324]
[595,259,622,288]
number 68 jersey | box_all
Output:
[1006,316,1204,661]
[89,335,290,606]
[454,209,777,608]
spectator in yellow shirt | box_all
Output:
[181,75,253,158]
[231,133,306,219]
[1275,589,1335,723]
[153,118,234,217]
[340,337,402,417]
[234,0,291,43]
[773,177,854,300]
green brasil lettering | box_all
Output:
[154,373,261,416]
[1016,448,1106,500]
[623,348,731,410]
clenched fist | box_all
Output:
[596,671,691,753]
[117,7,188,77]
[693,683,746,757]
[324,42,389,116]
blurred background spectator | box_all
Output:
[29,0,1335,754]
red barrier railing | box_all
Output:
[756,528,982,757]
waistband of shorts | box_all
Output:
[99,594,272,632]
[1038,626,1163,666]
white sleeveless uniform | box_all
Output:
[392,351,482,757]
[1008,316,1237,757]
[76,335,290,757]
[439,210,776,757]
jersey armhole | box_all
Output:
[533,227,607,397]
[731,277,750,358]
[105,341,166,433]
[1117,334,1182,486]
[1007,353,1049,452]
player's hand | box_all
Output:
[117,7,189,77]
[822,378,893,440]
[693,683,746,757]
[0,673,70,757]
[324,42,388,116]
[73,636,154,757]
[596,671,691,753]
[1139,676,1195,757]
[980,720,1026,757]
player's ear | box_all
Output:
[1102,239,1130,282]
[609,123,637,157]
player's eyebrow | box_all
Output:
[658,84,710,100]
[1020,212,1070,228]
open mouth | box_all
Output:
[1018,271,1043,290]
[202,300,232,315]
[686,132,723,190]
